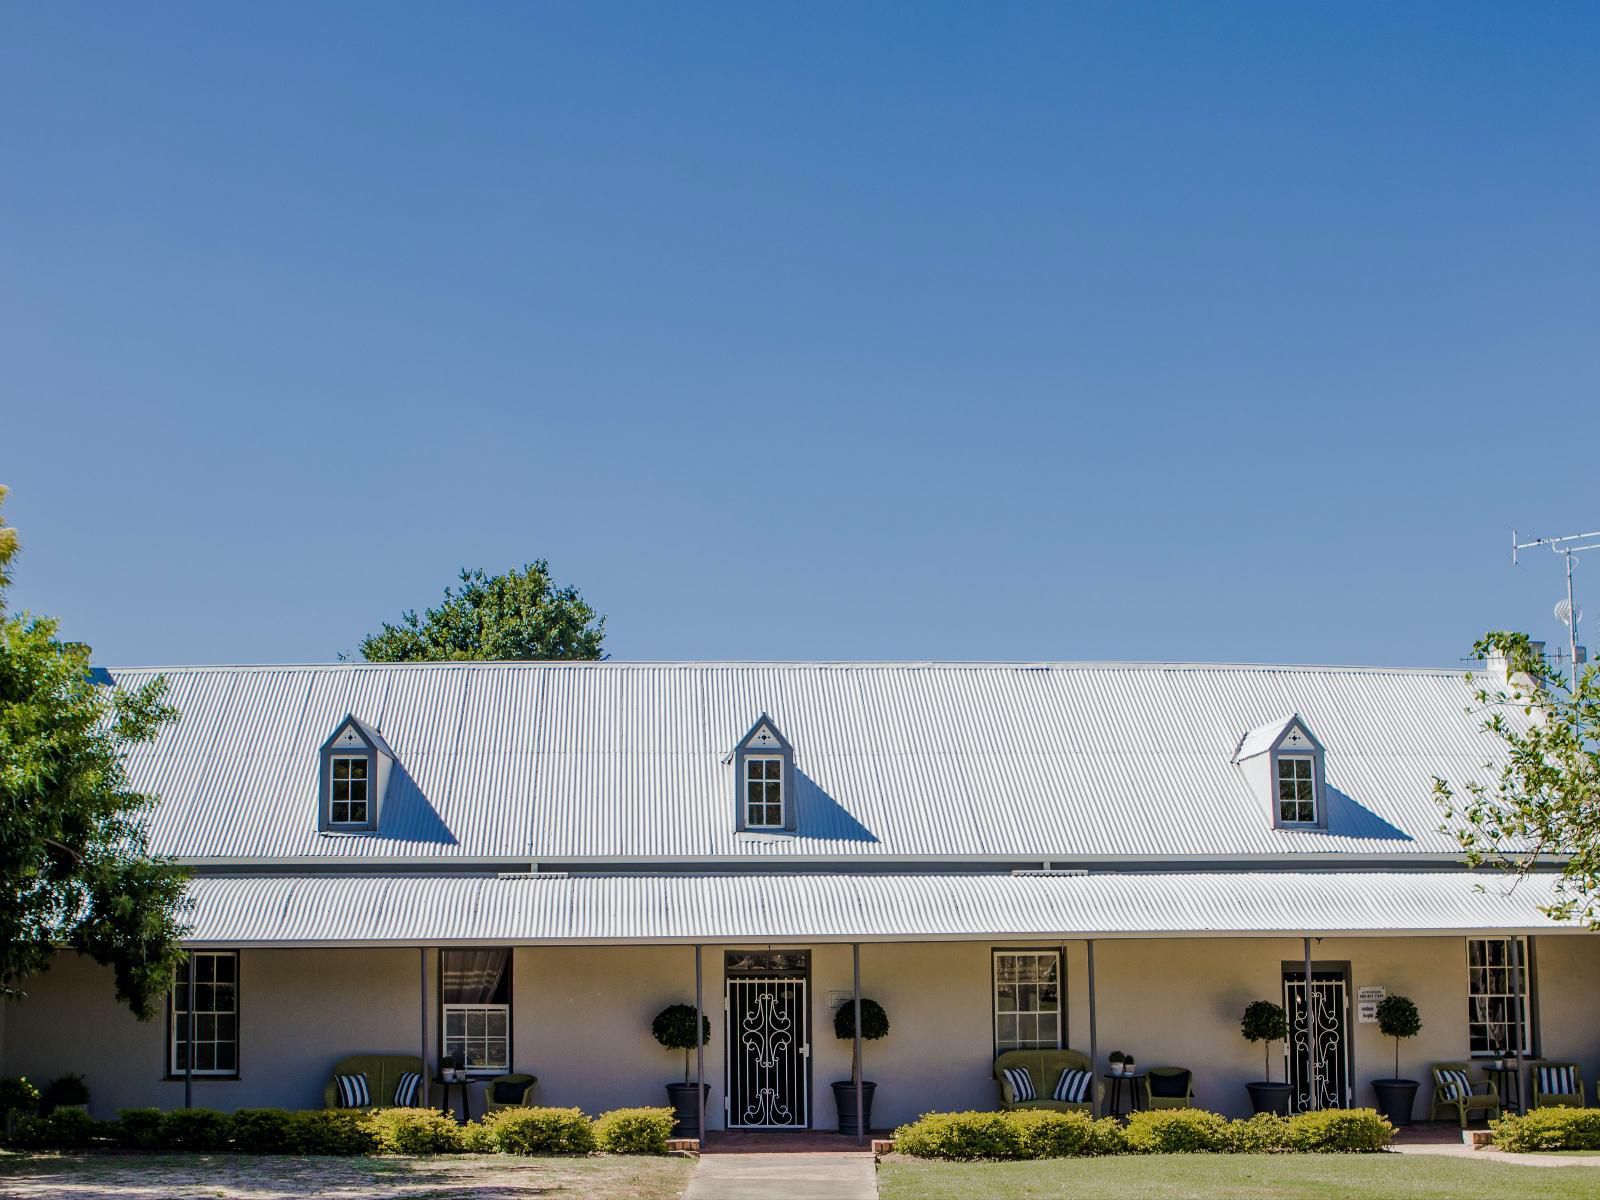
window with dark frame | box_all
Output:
[441,949,511,1074]
[169,951,238,1076]
[1468,937,1530,1056]
[745,757,783,827]
[993,950,1061,1053]
[1277,756,1316,824]
[330,755,369,825]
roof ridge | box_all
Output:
[102,659,1480,675]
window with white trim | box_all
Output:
[993,950,1061,1052]
[441,949,511,1074]
[170,951,239,1076]
[330,755,369,825]
[744,756,783,828]
[1468,937,1530,1056]
[1276,756,1316,824]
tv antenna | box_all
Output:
[1512,528,1600,691]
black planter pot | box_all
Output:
[1246,1082,1294,1116]
[1371,1079,1419,1126]
[665,1082,711,1139]
[831,1080,877,1136]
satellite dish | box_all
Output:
[1555,599,1583,628]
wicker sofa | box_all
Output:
[993,1048,1100,1114]
[322,1053,426,1110]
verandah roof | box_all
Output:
[178,870,1584,947]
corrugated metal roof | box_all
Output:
[178,870,1580,945]
[109,661,1512,863]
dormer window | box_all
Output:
[745,757,784,827]
[330,756,370,825]
[729,714,797,833]
[317,714,395,834]
[1276,755,1316,824]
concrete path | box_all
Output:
[683,1151,876,1200]
[1391,1142,1600,1167]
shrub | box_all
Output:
[162,1107,233,1151]
[460,1119,497,1153]
[652,1004,713,1085]
[231,1108,300,1154]
[363,1107,465,1155]
[1123,1108,1232,1153]
[1007,1109,1125,1158]
[11,1108,99,1149]
[594,1107,676,1154]
[1284,1108,1393,1152]
[0,1077,41,1118]
[115,1107,167,1150]
[1493,1107,1600,1152]
[893,1111,1023,1160]
[40,1073,90,1112]
[479,1106,597,1155]
[288,1109,378,1155]
[1224,1112,1291,1153]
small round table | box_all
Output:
[434,1076,474,1122]
[1481,1063,1525,1116]
[1103,1072,1146,1118]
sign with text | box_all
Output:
[1357,985,1385,1023]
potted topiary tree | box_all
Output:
[652,1003,711,1139]
[41,1074,89,1114]
[1371,995,1422,1125]
[831,998,889,1136]
[1240,1001,1292,1115]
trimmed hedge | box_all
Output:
[11,1108,99,1150]
[892,1107,1393,1159]
[115,1108,166,1151]
[477,1106,598,1155]
[364,1107,466,1154]
[230,1108,301,1154]
[594,1107,676,1155]
[1493,1107,1600,1152]
[162,1108,233,1152]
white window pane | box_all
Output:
[996,1014,1017,1046]
[487,1009,508,1037]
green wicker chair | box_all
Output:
[1142,1067,1195,1110]
[1533,1063,1585,1109]
[994,1049,1099,1114]
[1430,1063,1500,1128]
[484,1073,538,1112]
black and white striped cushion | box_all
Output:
[334,1072,371,1108]
[1436,1069,1471,1101]
[1053,1068,1092,1104]
[1001,1066,1036,1102]
[393,1071,422,1107]
[1539,1066,1577,1098]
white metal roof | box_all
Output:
[178,870,1580,946]
[109,660,1511,864]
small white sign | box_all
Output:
[1357,985,1385,1023]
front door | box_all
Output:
[1283,967,1352,1111]
[725,951,810,1129]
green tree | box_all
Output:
[0,487,189,1018]
[1435,630,1600,924]
[358,563,606,662]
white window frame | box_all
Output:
[744,755,784,828]
[329,754,370,826]
[992,950,1062,1054]
[1276,755,1317,825]
[169,950,239,1077]
[1467,937,1531,1057]
[442,1003,510,1075]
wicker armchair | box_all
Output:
[484,1073,538,1112]
[1430,1063,1500,1128]
[1142,1067,1195,1110]
[1533,1063,1585,1109]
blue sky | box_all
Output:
[3,2,1597,667]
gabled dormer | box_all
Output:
[317,714,396,834]
[729,714,797,833]
[1232,713,1327,830]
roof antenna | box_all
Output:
[1512,528,1600,691]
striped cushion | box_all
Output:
[393,1071,422,1107]
[1436,1069,1471,1101]
[1053,1068,1093,1104]
[334,1072,371,1108]
[1539,1066,1577,1098]
[1001,1066,1037,1102]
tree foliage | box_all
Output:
[0,487,189,1018]
[358,563,605,662]
[1434,631,1600,925]
[650,1003,711,1085]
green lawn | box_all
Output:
[878,1153,1600,1200]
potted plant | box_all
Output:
[831,997,889,1136]
[652,1004,711,1138]
[1108,1050,1126,1076]
[1371,995,1422,1125]
[41,1073,89,1114]
[439,1054,461,1083]
[1123,1053,1137,1077]
[1240,1001,1292,1115]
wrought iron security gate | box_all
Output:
[1283,969,1351,1112]
[725,952,810,1129]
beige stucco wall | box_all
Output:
[7,934,1600,1124]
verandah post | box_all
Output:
[1086,939,1098,1119]
[419,948,428,1108]
[695,944,705,1147]
[853,942,864,1145]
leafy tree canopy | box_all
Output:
[0,486,188,1018]
[358,563,605,662]
[1435,631,1600,926]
